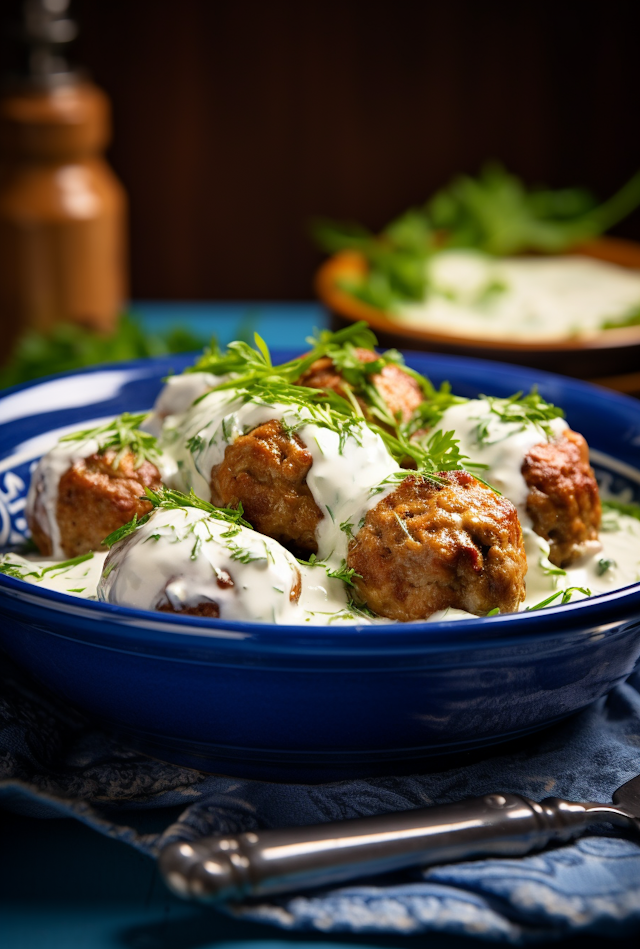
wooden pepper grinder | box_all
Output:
[0,0,127,359]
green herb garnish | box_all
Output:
[0,313,207,390]
[59,413,160,469]
[312,165,640,312]
[428,164,640,256]
[473,389,564,444]
[0,552,94,580]
[372,426,490,489]
[325,560,362,587]
[102,487,253,549]
[539,555,567,578]
[526,586,592,611]
[597,557,617,576]
[601,498,640,522]
[601,305,640,330]
[296,553,361,589]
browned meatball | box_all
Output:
[523,429,601,567]
[297,348,423,425]
[30,450,162,557]
[158,600,221,618]
[155,565,301,617]
[347,471,526,622]
[210,419,322,557]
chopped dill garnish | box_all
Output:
[102,487,252,549]
[326,560,362,587]
[526,586,592,611]
[339,519,355,539]
[103,513,151,548]
[189,323,417,441]
[597,557,617,576]
[59,413,160,469]
[474,389,564,444]
[0,560,29,579]
[0,552,94,580]
[226,541,267,564]
[539,554,567,577]
[346,595,377,619]
[296,552,361,589]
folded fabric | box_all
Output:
[1,651,639,942]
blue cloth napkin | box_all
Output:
[1,651,640,943]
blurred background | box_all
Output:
[1,0,640,382]
[4,0,640,301]
[74,0,640,299]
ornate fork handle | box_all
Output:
[159,792,638,903]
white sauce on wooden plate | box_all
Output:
[397,251,640,341]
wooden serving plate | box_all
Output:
[315,236,640,395]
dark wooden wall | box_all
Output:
[71,0,640,300]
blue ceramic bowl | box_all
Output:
[1,352,640,782]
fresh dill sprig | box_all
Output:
[474,388,564,444]
[59,413,160,469]
[526,586,592,611]
[190,322,418,434]
[103,513,152,549]
[191,323,373,382]
[0,552,94,579]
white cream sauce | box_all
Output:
[0,550,107,597]
[143,371,224,437]
[437,399,568,526]
[397,251,640,341]
[97,505,376,625]
[4,506,639,621]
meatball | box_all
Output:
[158,600,221,618]
[347,471,526,621]
[30,450,162,558]
[297,348,423,425]
[99,505,303,622]
[209,419,323,557]
[156,564,302,618]
[523,429,601,567]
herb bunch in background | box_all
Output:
[0,313,207,390]
[311,164,640,313]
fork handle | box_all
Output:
[160,792,626,903]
